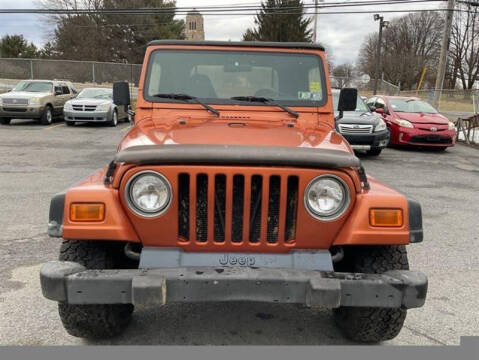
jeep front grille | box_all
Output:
[177,172,298,245]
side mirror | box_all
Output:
[113,81,131,106]
[375,108,384,114]
[335,88,357,121]
[337,88,358,112]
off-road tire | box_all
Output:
[40,105,53,125]
[0,118,11,125]
[366,147,382,156]
[334,246,409,343]
[57,240,134,339]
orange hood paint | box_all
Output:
[119,113,351,153]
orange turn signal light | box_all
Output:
[369,209,403,227]
[70,203,105,222]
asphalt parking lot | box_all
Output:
[0,118,478,345]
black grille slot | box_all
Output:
[249,175,262,243]
[196,174,208,242]
[267,176,281,243]
[178,173,189,241]
[285,176,299,243]
[214,174,226,242]
[232,175,244,243]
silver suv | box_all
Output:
[0,80,77,125]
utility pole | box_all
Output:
[433,0,456,108]
[373,14,389,95]
[312,0,323,43]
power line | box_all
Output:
[0,0,447,15]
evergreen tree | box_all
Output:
[242,0,312,42]
[0,35,38,58]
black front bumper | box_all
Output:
[342,129,389,148]
[40,261,427,309]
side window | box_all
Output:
[366,97,376,108]
[54,86,62,94]
[62,86,70,94]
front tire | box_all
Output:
[0,118,11,125]
[366,147,382,156]
[40,105,53,125]
[57,240,134,339]
[108,109,118,127]
[334,246,409,343]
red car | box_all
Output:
[366,96,456,150]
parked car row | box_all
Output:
[0,79,129,127]
[334,90,456,155]
[0,80,456,154]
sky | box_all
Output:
[0,0,446,65]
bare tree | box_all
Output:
[449,3,479,90]
[331,62,355,88]
[358,12,443,90]
[38,0,184,63]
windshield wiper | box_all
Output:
[151,93,219,117]
[230,96,299,119]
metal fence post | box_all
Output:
[92,63,95,83]
[30,60,33,79]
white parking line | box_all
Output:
[43,123,65,130]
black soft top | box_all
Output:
[147,40,325,51]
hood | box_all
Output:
[118,118,351,153]
[335,111,381,125]
[395,112,449,124]
[68,98,113,106]
[0,91,51,99]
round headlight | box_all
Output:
[304,175,350,221]
[126,171,172,217]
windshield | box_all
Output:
[389,99,438,114]
[13,81,53,93]
[77,88,112,99]
[145,50,326,105]
[332,91,369,112]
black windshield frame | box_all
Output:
[143,49,327,108]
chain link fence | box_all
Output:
[0,58,142,97]
[330,76,400,96]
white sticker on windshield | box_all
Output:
[298,91,321,100]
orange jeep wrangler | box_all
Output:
[40,41,427,343]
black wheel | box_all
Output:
[366,147,382,156]
[40,105,53,125]
[65,121,75,126]
[108,109,118,127]
[333,246,409,343]
[57,240,134,339]
[0,118,11,125]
